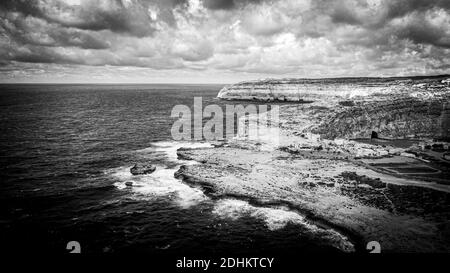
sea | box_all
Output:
[0,84,349,256]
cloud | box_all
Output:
[172,38,214,61]
[0,0,189,36]
[384,0,450,21]
[240,3,291,36]
[203,0,266,10]
[0,12,110,49]
[0,0,449,83]
[392,9,450,48]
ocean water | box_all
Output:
[0,84,348,255]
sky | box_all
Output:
[0,0,449,83]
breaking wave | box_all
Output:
[109,141,212,208]
[212,199,355,252]
[212,199,307,230]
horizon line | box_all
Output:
[0,74,448,85]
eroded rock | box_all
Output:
[130,163,156,175]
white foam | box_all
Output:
[212,199,308,231]
[110,165,207,208]
[110,141,212,208]
[212,199,355,252]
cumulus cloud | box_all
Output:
[0,0,449,82]
[0,0,189,36]
[203,0,266,10]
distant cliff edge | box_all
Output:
[217,76,450,139]
[218,76,450,102]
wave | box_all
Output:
[109,141,212,208]
[110,165,207,208]
[212,199,355,252]
[212,199,307,231]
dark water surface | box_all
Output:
[0,84,340,255]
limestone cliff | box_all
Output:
[218,76,450,139]
[218,78,408,102]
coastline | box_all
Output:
[174,77,450,252]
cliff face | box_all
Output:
[218,77,450,139]
[312,98,447,139]
[218,77,449,101]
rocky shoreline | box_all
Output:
[175,141,449,252]
[171,77,450,252]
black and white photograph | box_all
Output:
[0,0,449,268]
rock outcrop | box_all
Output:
[130,163,156,175]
